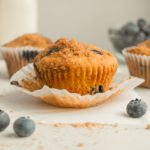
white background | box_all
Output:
[38,0,150,52]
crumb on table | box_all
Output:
[146,124,150,129]
[77,143,84,147]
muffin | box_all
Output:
[1,33,52,77]
[123,40,150,88]
[33,38,118,95]
[138,40,150,48]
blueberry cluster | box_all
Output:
[0,110,35,137]
[109,18,150,52]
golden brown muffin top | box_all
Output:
[138,40,150,48]
[128,40,150,56]
[128,46,150,56]
[4,33,52,48]
[34,38,118,70]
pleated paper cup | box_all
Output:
[0,46,43,77]
[123,47,150,88]
[10,63,144,108]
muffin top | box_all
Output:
[34,38,117,70]
[138,40,150,48]
[128,46,150,56]
[128,40,150,56]
[4,33,52,48]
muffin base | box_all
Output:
[10,63,144,108]
[0,46,42,77]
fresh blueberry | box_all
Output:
[135,32,146,43]
[22,51,39,62]
[46,48,59,56]
[119,27,127,35]
[137,18,146,28]
[0,110,10,131]
[13,117,35,137]
[123,22,140,35]
[141,25,150,35]
[99,85,104,93]
[10,81,21,87]
[92,49,103,55]
[146,35,150,40]
[123,35,134,44]
[126,98,147,118]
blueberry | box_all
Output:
[99,85,104,93]
[126,98,147,118]
[137,18,146,28]
[10,81,21,87]
[22,51,39,62]
[141,25,150,35]
[92,49,103,55]
[123,22,140,35]
[13,117,35,137]
[0,110,10,131]
[123,35,134,44]
[135,32,146,43]
[46,48,59,56]
[119,27,126,35]
[146,35,150,40]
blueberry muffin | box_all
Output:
[123,40,150,88]
[33,38,118,95]
[138,40,150,48]
[2,33,52,77]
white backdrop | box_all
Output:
[38,0,150,53]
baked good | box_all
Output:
[123,40,150,88]
[34,38,118,95]
[4,33,52,48]
[1,33,52,77]
[138,40,150,48]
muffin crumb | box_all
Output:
[77,143,84,147]
[146,124,150,129]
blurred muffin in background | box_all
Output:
[123,40,150,88]
[1,33,52,77]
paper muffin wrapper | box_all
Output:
[10,63,144,108]
[0,46,43,77]
[123,47,150,88]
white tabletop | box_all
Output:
[0,60,150,150]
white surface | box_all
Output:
[0,60,150,150]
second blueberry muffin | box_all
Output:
[1,33,52,77]
[123,40,150,88]
[34,38,118,95]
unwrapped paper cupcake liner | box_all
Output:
[0,46,43,77]
[10,63,144,108]
[123,47,150,88]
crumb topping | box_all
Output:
[128,40,150,56]
[4,33,52,48]
[34,38,117,70]
[128,46,150,56]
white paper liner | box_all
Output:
[0,46,43,77]
[123,47,150,88]
[10,63,144,108]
